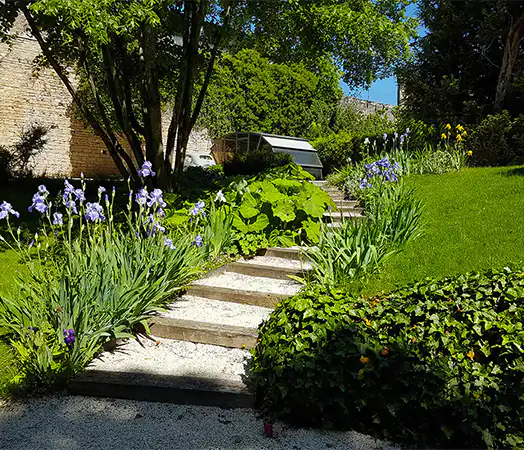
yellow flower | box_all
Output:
[462,130,467,136]
[467,150,473,156]
[445,123,452,130]
[456,124,464,132]
[441,133,447,139]
[456,134,463,142]
[364,318,372,327]
[360,356,370,364]
[467,350,475,360]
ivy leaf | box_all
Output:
[273,198,296,222]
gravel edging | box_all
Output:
[0,394,401,450]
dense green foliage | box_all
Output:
[399,0,524,124]
[467,111,524,166]
[252,267,524,448]
[363,166,524,294]
[0,0,416,187]
[312,108,395,173]
[199,49,341,140]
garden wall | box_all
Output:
[0,16,212,178]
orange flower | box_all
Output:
[360,356,370,364]
[380,347,390,357]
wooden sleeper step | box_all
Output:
[226,261,307,280]
[150,317,258,349]
[186,284,290,308]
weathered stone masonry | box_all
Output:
[0,17,212,178]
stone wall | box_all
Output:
[0,16,212,179]
[340,96,395,120]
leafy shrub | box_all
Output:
[251,267,524,449]
[222,164,335,254]
[467,111,524,166]
[198,49,341,140]
[312,107,396,174]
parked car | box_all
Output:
[184,152,216,169]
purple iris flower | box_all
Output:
[164,237,176,250]
[135,188,149,206]
[359,179,372,190]
[74,189,85,202]
[192,234,204,248]
[28,193,48,214]
[0,201,20,219]
[64,329,75,346]
[53,212,63,226]
[63,180,75,201]
[85,202,105,222]
[138,161,156,178]
[38,185,49,195]
[98,186,106,195]
[147,189,167,208]
[65,200,78,214]
[189,200,205,216]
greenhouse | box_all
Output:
[212,132,324,178]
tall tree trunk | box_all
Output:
[140,23,166,189]
[21,5,133,180]
[494,13,524,113]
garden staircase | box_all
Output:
[69,184,364,408]
[69,247,309,408]
[311,180,364,228]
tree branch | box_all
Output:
[21,4,132,179]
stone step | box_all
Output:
[150,317,258,349]
[70,336,253,408]
[328,205,364,214]
[334,200,359,208]
[227,257,310,280]
[151,296,272,349]
[258,246,306,261]
[323,211,364,222]
[186,270,300,308]
[329,195,347,202]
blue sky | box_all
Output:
[342,3,427,106]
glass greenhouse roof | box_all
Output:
[217,132,323,170]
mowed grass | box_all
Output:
[363,166,524,294]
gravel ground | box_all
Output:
[162,296,272,329]
[192,272,302,296]
[238,256,312,271]
[86,336,250,387]
[0,395,400,450]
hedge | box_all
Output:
[250,267,524,448]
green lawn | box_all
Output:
[363,166,524,294]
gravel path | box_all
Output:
[238,256,311,270]
[161,296,272,329]
[192,272,302,296]
[0,395,400,450]
[86,336,250,388]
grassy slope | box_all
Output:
[363,166,524,294]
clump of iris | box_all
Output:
[359,156,401,190]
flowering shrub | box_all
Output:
[251,267,524,448]
[0,163,208,387]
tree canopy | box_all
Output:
[0,0,417,188]
[198,49,342,140]
[399,0,524,125]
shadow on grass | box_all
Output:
[500,166,524,177]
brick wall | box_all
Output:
[0,16,212,179]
